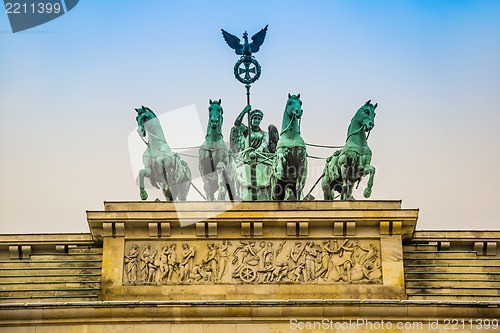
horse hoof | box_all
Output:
[363,188,372,198]
[140,190,148,200]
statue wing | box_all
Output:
[268,124,279,154]
[230,126,245,153]
[221,29,243,55]
[249,25,268,53]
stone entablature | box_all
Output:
[2,201,500,331]
[86,200,418,301]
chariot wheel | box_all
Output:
[239,266,257,283]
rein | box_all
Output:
[346,124,372,142]
[281,110,300,135]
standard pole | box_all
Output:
[245,84,257,201]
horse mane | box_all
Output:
[138,106,157,121]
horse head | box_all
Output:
[285,93,303,120]
[207,99,223,135]
[353,100,377,132]
[135,105,156,138]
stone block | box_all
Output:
[21,245,31,259]
[254,222,263,236]
[103,223,113,237]
[439,241,450,251]
[148,223,158,238]
[486,241,497,256]
[380,221,390,235]
[287,222,296,236]
[392,221,402,235]
[9,245,20,259]
[160,223,171,237]
[56,245,67,253]
[241,222,251,236]
[115,223,125,237]
[474,241,485,255]
[299,221,308,236]
[196,223,205,237]
[334,222,344,236]
[207,222,217,236]
[346,221,356,236]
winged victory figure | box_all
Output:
[221,25,268,57]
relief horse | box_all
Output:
[322,100,377,200]
[270,94,308,200]
[136,106,192,201]
[198,99,236,201]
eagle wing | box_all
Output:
[221,29,243,55]
[249,25,268,53]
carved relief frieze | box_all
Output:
[123,239,382,285]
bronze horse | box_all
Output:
[198,99,236,201]
[322,100,377,200]
[136,106,191,201]
[270,94,308,200]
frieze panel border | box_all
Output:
[123,238,382,285]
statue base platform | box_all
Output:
[1,200,499,332]
[87,201,418,302]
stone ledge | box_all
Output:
[0,299,498,325]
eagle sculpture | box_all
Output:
[221,25,268,57]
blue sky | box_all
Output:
[1,1,499,232]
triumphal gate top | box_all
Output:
[0,26,499,333]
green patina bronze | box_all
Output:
[222,25,267,85]
[198,99,237,201]
[322,100,377,200]
[222,25,269,201]
[135,106,192,201]
[270,94,308,200]
[230,105,279,200]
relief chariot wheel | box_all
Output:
[239,266,257,282]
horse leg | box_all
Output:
[321,177,331,200]
[363,165,376,198]
[296,157,308,200]
[139,168,151,200]
[272,179,286,201]
[338,155,349,201]
[161,184,173,201]
[216,162,227,201]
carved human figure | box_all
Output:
[202,242,218,281]
[288,242,306,282]
[178,243,196,282]
[140,244,152,283]
[316,240,338,281]
[217,240,231,281]
[353,242,381,281]
[124,243,139,284]
[331,239,355,282]
[158,245,169,282]
[232,241,259,277]
[188,263,211,283]
[304,241,317,282]
[147,249,159,283]
[271,261,289,282]
[166,243,178,282]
